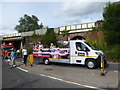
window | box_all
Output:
[84,41,96,50]
[76,42,86,51]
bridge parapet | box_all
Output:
[59,22,95,34]
[21,28,47,36]
[0,21,102,41]
[0,28,47,40]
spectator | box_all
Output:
[16,49,20,57]
[50,43,56,49]
[38,42,43,50]
[50,43,56,52]
[22,46,28,66]
[34,43,38,50]
[10,49,17,68]
[29,52,34,67]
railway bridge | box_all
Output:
[0,21,103,50]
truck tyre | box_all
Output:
[86,60,97,69]
[44,58,50,65]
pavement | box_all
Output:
[10,57,119,89]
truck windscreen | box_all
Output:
[84,41,97,50]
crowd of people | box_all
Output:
[33,41,69,59]
[6,46,28,68]
[8,48,20,68]
[2,41,58,68]
[33,41,57,51]
[1,40,69,69]
[9,46,28,68]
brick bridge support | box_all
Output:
[57,31,104,41]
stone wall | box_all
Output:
[57,31,104,41]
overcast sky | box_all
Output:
[0,0,118,35]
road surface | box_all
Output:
[2,59,88,89]
[1,58,119,89]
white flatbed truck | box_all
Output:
[33,40,107,69]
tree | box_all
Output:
[15,14,44,33]
[41,28,58,47]
[39,23,44,29]
[102,1,120,45]
[102,1,120,62]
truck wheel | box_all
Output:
[86,60,97,69]
[44,58,50,65]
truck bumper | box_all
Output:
[96,55,109,68]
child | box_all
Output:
[10,50,17,68]
[29,53,34,67]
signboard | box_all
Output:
[78,53,85,56]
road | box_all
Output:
[2,59,89,89]
[1,58,119,89]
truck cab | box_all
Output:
[70,40,106,69]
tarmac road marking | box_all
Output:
[40,74,102,89]
[113,71,118,72]
[40,74,46,76]
[17,67,28,73]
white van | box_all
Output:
[33,40,107,69]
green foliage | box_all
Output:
[105,44,120,62]
[92,27,97,31]
[87,38,120,62]
[31,34,42,43]
[31,28,58,48]
[102,1,120,45]
[41,28,58,47]
[27,47,33,54]
[101,1,120,62]
[15,14,44,33]
[86,39,107,51]
[92,27,103,31]
[60,30,70,37]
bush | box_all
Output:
[87,39,119,62]
[86,39,107,51]
[27,48,33,54]
[31,34,42,44]
[31,28,58,48]
[105,44,120,62]
[41,28,58,47]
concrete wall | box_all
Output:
[1,28,47,40]
[21,28,47,36]
[35,28,47,35]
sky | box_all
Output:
[0,0,118,35]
